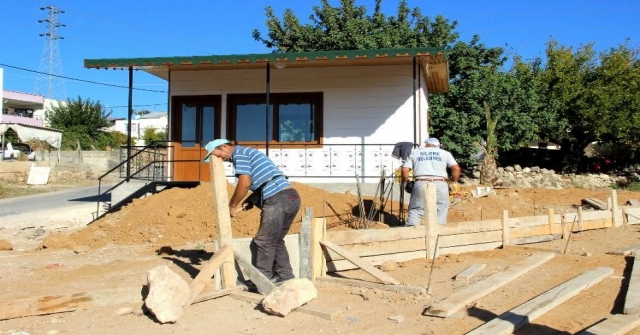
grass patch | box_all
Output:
[0,182,53,200]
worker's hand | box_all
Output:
[404,181,415,194]
[229,205,239,217]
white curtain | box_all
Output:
[0,123,62,148]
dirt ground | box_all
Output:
[2,182,640,335]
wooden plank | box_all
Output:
[439,242,503,256]
[0,287,142,321]
[191,286,243,305]
[508,215,549,228]
[511,234,562,245]
[323,237,426,262]
[184,244,233,309]
[627,207,640,224]
[578,207,585,231]
[425,252,555,318]
[210,156,237,288]
[466,267,613,335]
[607,244,640,256]
[440,219,502,235]
[234,251,276,295]
[311,218,326,280]
[580,314,640,335]
[455,264,486,282]
[439,231,502,248]
[327,250,426,272]
[548,208,555,234]
[324,225,424,246]
[228,291,342,320]
[316,277,426,295]
[320,240,400,285]
[581,210,613,221]
[583,198,608,210]
[299,207,313,280]
[510,224,563,239]
[624,249,640,315]
[425,183,439,259]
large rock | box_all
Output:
[0,239,13,251]
[144,265,190,323]
[261,278,318,317]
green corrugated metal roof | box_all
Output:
[84,47,446,69]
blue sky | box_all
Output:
[1,0,638,119]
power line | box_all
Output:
[0,63,167,93]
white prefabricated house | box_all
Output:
[84,47,449,184]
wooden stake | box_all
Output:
[424,183,438,259]
[502,210,510,247]
[311,218,327,280]
[209,156,237,289]
[299,207,313,280]
[612,189,620,227]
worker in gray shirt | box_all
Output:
[401,138,461,225]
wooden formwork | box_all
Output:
[315,188,633,275]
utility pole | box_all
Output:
[35,5,67,101]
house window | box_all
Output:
[171,95,221,147]
[228,93,322,145]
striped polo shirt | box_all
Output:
[231,145,290,200]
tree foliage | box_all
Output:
[252,0,458,51]
[253,0,640,170]
[46,96,122,150]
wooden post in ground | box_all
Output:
[548,208,555,234]
[311,218,326,281]
[209,156,237,289]
[299,207,313,280]
[561,213,570,240]
[623,207,629,226]
[502,210,510,247]
[612,189,621,227]
[577,206,584,231]
[424,183,439,259]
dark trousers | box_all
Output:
[253,188,300,281]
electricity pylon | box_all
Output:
[35,5,67,100]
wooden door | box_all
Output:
[171,95,221,182]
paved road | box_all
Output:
[0,184,112,229]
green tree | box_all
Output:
[583,42,640,164]
[46,96,112,150]
[252,0,459,52]
[142,128,167,146]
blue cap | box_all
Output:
[203,139,230,162]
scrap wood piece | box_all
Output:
[579,314,640,335]
[425,252,555,318]
[624,249,640,315]
[234,250,277,295]
[316,276,426,295]
[319,240,400,285]
[455,264,486,282]
[0,287,143,321]
[183,244,233,310]
[582,198,608,210]
[191,286,243,305]
[229,291,342,320]
[466,267,614,335]
[607,244,640,256]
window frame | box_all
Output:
[170,95,222,147]
[227,92,323,148]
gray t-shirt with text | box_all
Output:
[402,147,457,178]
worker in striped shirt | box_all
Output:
[204,139,301,285]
